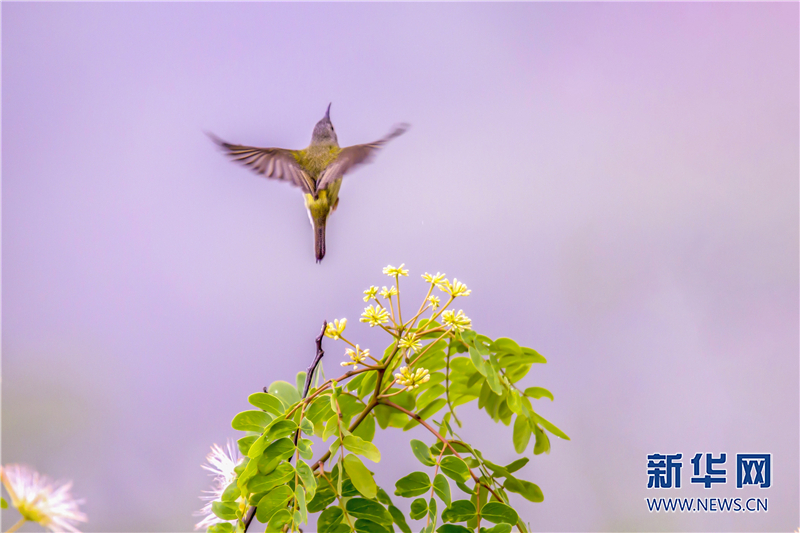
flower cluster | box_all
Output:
[379,286,398,299]
[383,264,409,277]
[0,464,87,533]
[427,295,441,309]
[342,345,369,368]
[398,333,421,353]
[194,442,242,530]
[361,305,390,327]
[422,272,446,285]
[442,309,472,332]
[325,319,347,340]
[439,278,471,297]
[395,366,431,390]
[363,286,378,302]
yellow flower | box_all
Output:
[439,278,471,297]
[398,333,421,353]
[426,295,441,309]
[383,264,409,277]
[394,366,431,390]
[325,318,347,340]
[363,286,378,302]
[379,286,398,299]
[341,345,369,368]
[442,310,471,332]
[422,272,445,285]
[360,305,390,327]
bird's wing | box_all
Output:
[208,133,315,195]
[316,124,409,191]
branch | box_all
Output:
[244,321,327,533]
[379,400,504,503]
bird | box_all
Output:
[209,104,408,262]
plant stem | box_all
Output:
[5,518,26,533]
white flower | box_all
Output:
[383,264,409,277]
[0,464,87,532]
[363,286,379,302]
[422,272,445,285]
[379,286,398,299]
[360,305,390,327]
[442,309,472,332]
[398,333,422,353]
[194,441,242,530]
[325,319,347,340]
[394,366,431,390]
[439,278,471,297]
[342,345,369,368]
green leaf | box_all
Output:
[237,435,258,456]
[266,420,298,441]
[480,524,513,533]
[207,524,234,533]
[322,414,339,442]
[343,434,381,462]
[504,476,544,503]
[512,415,532,454]
[299,417,315,435]
[296,371,307,396]
[249,392,286,416]
[307,484,336,513]
[489,338,521,356]
[346,498,393,525]
[437,525,473,533]
[481,502,519,525]
[347,372,366,391]
[504,457,529,473]
[410,439,436,466]
[417,384,446,410]
[357,371,378,400]
[318,507,347,533]
[483,362,504,396]
[296,486,308,524]
[533,424,551,455]
[410,498,428,520]
[535,413,570,440]
[441,500,476,523]
[523,386,553,401]
[265,509,293,532]
[469,347,488,376]
[297,437,314,460]
[296,460,317,500]
[248,462,295,493]
[255,485,294,524]
[354,518,392,533]
[343,454,377,499]
[258,438,295,475]
[440,456,470,483]
[428,497,438,528]
[221,481,240,502]
[267,380,301,409]
[433,474,451,507]
[231,410,272,432]
[211,501,238,520]
[403,399,446,430]
[455,481,474,495]
[0,497,7,509]
[353,412,376,442]
[389,505,412,533]
[395,470,432,498]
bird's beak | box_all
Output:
[325,102,331,120]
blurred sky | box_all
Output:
[2,2,798,532]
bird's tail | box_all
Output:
[314,221,326,263]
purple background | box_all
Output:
[2,3,798,532]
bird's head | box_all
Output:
[311,103,339,146]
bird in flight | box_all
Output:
[209,104,408,262]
